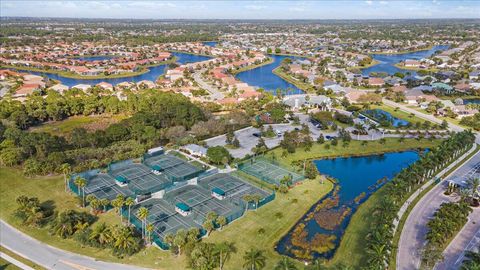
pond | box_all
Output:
[362,45,450,76]
[362,109,410,127]
[235,54,304,95]
[203,41,218,47]
[9,52,211,87]
[276,150,422,261]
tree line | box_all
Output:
[362,131,475,269]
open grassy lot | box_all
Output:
[270,138,441,168]
[206,177,334,269]
[0,258,20,270]
[29,114,128,136]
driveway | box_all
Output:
[0,220,151,270]
[397,151,480,270]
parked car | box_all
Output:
[253,132,261,138]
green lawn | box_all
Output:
[206,177,334,269]
[270,138,441,168]
[29,115,128,136]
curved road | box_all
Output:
[397,150,480,270]
[0,220,151,270]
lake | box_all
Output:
[276,150,422,261]
[236,54,304,95]
[464,98,480,105]
[363,109,410,127]
[362,45,450,76]
[9,52,211,87]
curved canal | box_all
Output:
[362,45,450,76]
[276,150,423,261]
[10,52,211,87]
[236,54,304,95]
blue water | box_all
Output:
[203,41,218,47]
[75,55,118,61]
[464,99,480,105]
[236,54,304,95]
[362,45,450,76]
[363,109,410,127]
[9,52,211,87]
[276,151,422,260]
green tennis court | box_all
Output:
[238,158,304,185]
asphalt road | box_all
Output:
[0,220,151,270]
[397,150,480,270]
[192,70,225,100]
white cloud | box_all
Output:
[365,1,373,5]
[379,1,388,5]
[245,5,266,10]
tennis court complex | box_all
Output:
[109,163,171,195]
[144,154,204,182]
[238,158,304,185]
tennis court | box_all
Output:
[198,173,270,204]
[109,163,171,195]
[238,158,304,185]
[144,154,204,182]
[83,173,134,200]
[131,199,200,238]
[164,185,239,225]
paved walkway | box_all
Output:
[193,70,224,100]
[397,149,480,270]
[1,251,35,270]
[0,220,151,270]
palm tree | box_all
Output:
[60,163,71,192]
[112,195,125,221]
[467,178,480,200]
[215,241,237,270]
[73,177,87,207]
[89,223,113,246]
[251,194,262,210]
[274,256,297,270]
[243,194,253,211]
[145,223,154,245]
[124,197,135,226]
[137,207,149,240]
[100,198,110,213]
[461,246,480,270]
[217,216,227,230]
[203,219,215,236]
[112,225,140,255]
[243,248,266,270]
[173,229,187,256]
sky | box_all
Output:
[1,1,479,20]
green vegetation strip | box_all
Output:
[389,144,480,269]
[230,57,274,75]
[272,67,314,92]
[0,246,46,270]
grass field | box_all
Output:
[270,138,441,168]
[206,177,334,269]
[0,258,20,270]
[29,114,128,136]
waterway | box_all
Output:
[203,41,218,47]
[362,45,450,76]
[9,52,211,87]
[276,150,422,261]
[464,98,480,105]
[236,54,304,95]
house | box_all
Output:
[345,91,365,103]
[469,71,480,80]
[368,77,384,87]
[404,59,421,67]
[432,82,454,94]
[283,95,332,111]
[392,85,408,93]
[14,83,41,97]
[72,84,91,92]
[454,83,471,93]
[182,144,207,158]
[96,82,113,91]
[49,84,69,94]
